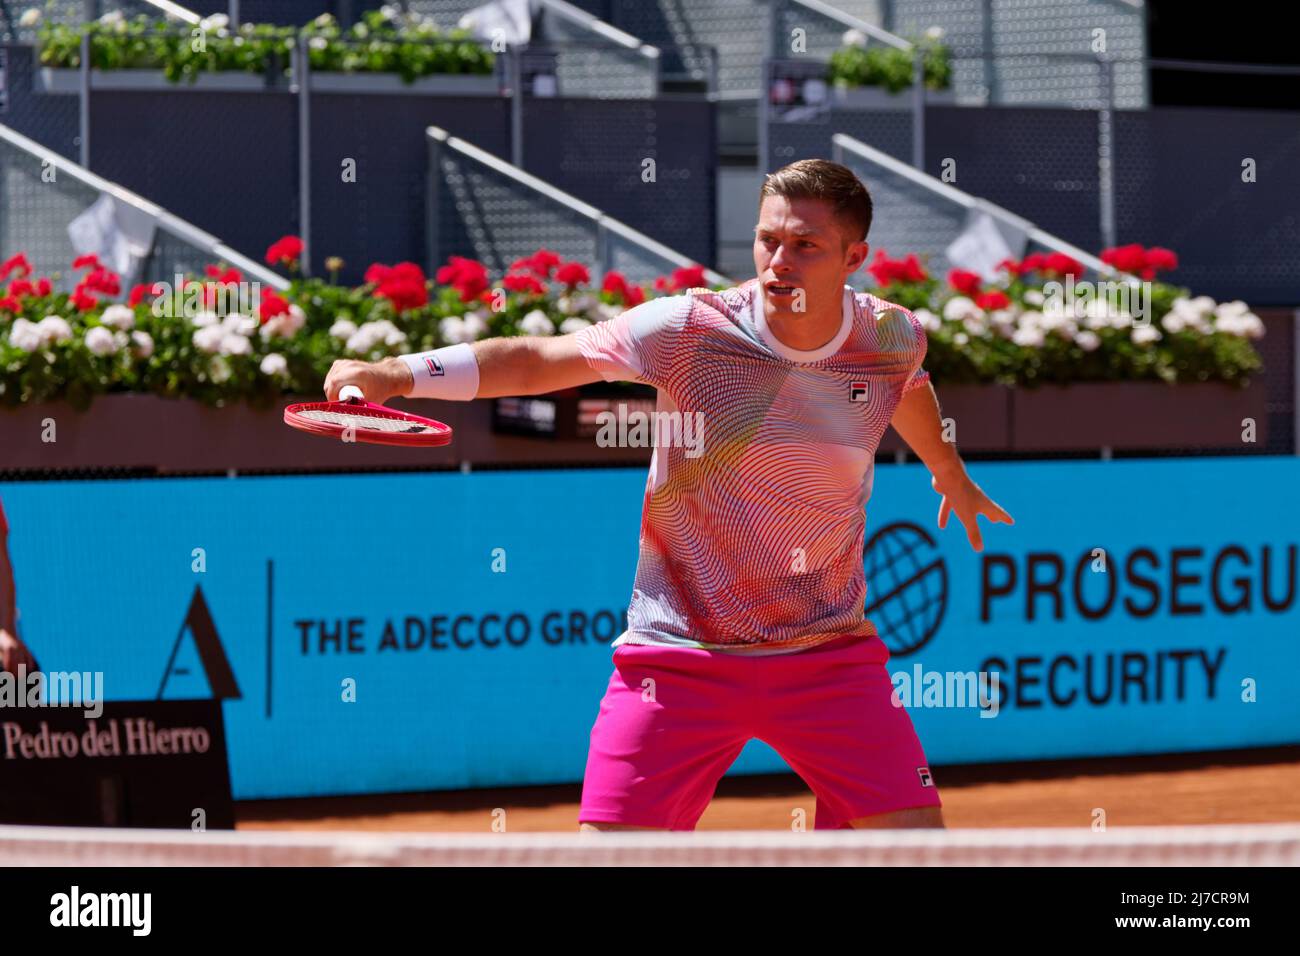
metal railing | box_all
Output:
[766,0,926,169]
[426,124,730,288]
[831,131,1109,278]
[535,0,660,98]
[0,121,288,290]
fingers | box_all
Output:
[959,509,984,552]
[937,496,951,529]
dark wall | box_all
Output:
[1,44,80,160]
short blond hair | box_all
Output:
[759,159,873,247]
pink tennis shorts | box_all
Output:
[579,634,942,830]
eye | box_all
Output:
[798,241,816,248]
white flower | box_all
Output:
[953,332,969,346]
[961,313,987,337]
[36,315,73,344]
[519,310,555,336]
[354,23,369,39]
[1161,311,1188,334]
[913,308,941,332]
[100,304,134,330]
[199,13,229,34]
[842,28,868,48]
[1217,312,1265,339]
[18,9,41,27]
[99,10,124,27]
[571,293,598,313]
[924,25,945,41]
[193,325,225,354]
[438,316,471,345]
[259,305,304,340]
[208,356,232,383]
[312,13,335,28]
[8,318,43,352]
[330,318,357,339]
[1108,310,1134,330]
[309,36,328,51]
[1012,326,1045,348]
[462,312,490,340]
[220,333,252,356]
[380,4,401,22]
[1022,289,1045,306]
[260,353,288,377]
[223,311,259,336]
[345,320,405,354]
[942,296,982,322]
[1216,299,1250,318]
[192,310,220,328]
[85,326,118,356]
[560,317,592,334]
[1131,325,1161,345]
[592,303,622,323]
[130,330,154,359]
[1076,330,1100,352]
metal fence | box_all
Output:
[0,121,288,289]
[427,124,729,286]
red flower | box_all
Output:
[867,250,930,286]
[259,289,291,323]
[601,271,629,299]
[503,272,546,296]
[373,261,429,313]
[82,268,121,297]
[8,280,34,298]
[0,253,32,280]
[433,256,490,303]
[265,235,303,268]
[0,296,20,313]
[205,264,243,285]
[1043,253,1084,278]
[34,277,52,297]
[653,276,670,293]
[555,261,591,288]
[510,249,562,279]
[996,258,1023,277]
[670,265,706,291]
[1144,246,1178,274]
[975,290,1012,310]
[1019,253,1047,273]
[70,288,98,311]
[72,253,102,271]
[128,284,153,307]
[624,284,646,307]
[947,269,983,296]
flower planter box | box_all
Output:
[308,72,500,96]
[880,384,1011,453]
[36,67,278,94]
[1009,379,1270,452]
[0,392,653,476]
[831,85,956,110]
[34,68,499,96]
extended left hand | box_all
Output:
[931,471,1014,552]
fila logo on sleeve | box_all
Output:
[424,355,445,377]
[850,382,868,402]
[917,767,934,787]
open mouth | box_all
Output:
[765,282,798,296]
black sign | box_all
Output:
[0,699,234,829]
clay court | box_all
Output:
[236,745,1300,833]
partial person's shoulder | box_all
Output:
[681,279,756,320]
[860,292,927,349]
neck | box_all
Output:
[760,287,844,351]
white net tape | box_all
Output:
[3,824,1299,866]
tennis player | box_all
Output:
[325,158,1013,831]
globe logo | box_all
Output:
[862,521,948,657]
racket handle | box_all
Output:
[339,385,365,403]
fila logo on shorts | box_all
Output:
[917,767,934,787]
[850,382,868,402]
[424,355,445,377]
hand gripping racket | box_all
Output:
[283,385,453,447]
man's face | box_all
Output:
[753,195,868,316]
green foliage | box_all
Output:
[827,35,952,93]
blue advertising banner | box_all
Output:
[2,455,1297,800]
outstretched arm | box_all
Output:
[323,333,604,404]
[890,382,1014,552]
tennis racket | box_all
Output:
[283,385,453,447]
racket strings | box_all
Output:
[297,408,440,434]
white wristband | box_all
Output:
[398,343,480,400]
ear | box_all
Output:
[844,240,869,274]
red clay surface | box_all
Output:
[236,745,1300,832]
